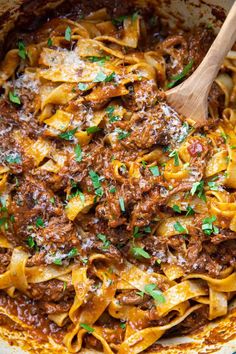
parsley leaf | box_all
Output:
[144,284,165,303]
[109,186,116,193]
[186,206,195,216]
[54,258,63,266]
[202,215,219,236]
[93,71,116,83]
[59,127,78,141]
[105,105,120,123]
[27,236,36,248]
[169,150,179,166]
[47,38,53,47]
[208,181,219,191]
[120,322,126,329]
[5,152,21,164]
[67,247,78,258]
[18,40,27,59]
[190,181,206,202]
[133,226,142,238]
[65,26,72,41]
[115,128,130,140]
[172,205,181,213]
[88,56,110,66]
[89,170,104,197]
[167,60,194,88]
[9,91,21,105]
[174,221,188,234]
[112,15,128,25]
[131,247,151,259]
[86,126,101,134]
[80,323,94,333]
[97,233,111,249]
[35,217,45,228]
[74,144,83,162]
[149,165,160,177]
[78,83,88,91]
[119,197,125,212]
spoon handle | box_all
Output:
[189,1,236,94]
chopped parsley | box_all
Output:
[93,71,116,83]
[27,236,36,248]
[67,247,78,258]
[74,144,83,162]
[80,323,94,333]
[172,205,181,213]
[202,215,219,236]
[105,105,120,123]
[59,127,78,141]
[112,15,128,25]
[54,258,63,266]
[149,165,160,177]
[65,26,72,41]
[50,197,55,204]
[133,226,142,238]
[174,221,188,234]
[115,128,130,140]
[9,91,21,105]
[89,170,103,198]
[35,217,45,228]
[86,126,101,134]
[190,181,206,202]
[167,60,194,89]
[18,40,27,59]
[88,55,110,66]
[78,83,88,91]
[119,197,125,212]
[120,322,126,329]
[144,284,165,303]
[169,150,179,166]
[97,233,111,249]
[47,38,53,47]
[131,247,151,259]
[5,152,22,164]
[186,206,195,216]
[109,186,116,193]
[208,181,219,191]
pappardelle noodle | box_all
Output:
[0,6,236,354]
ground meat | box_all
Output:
[117,290,150,306]
[28,279,74,302]
[39,301,72,314]
[0,249,12,274]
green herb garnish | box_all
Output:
[119,197,125,212]
[169,150,179,166]
[97,233,111,249]
[65,26,72,41]
[172,205,181,213]
[59,127,78,141]
[18,40,27,59]
[149,165,160,177]
[144,284,165,303]
[78,83,88,91]
[167,60,194,89]
[131,247,151,259]
[86,126,101,134]
[174,221,188,234]
[5,152,21,164]
[202,215,219,236]
[80,323,94,333]
[35,217,45,228]
[9,91,21,105]
[74,144,83,162]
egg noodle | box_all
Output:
[0,8,236,354]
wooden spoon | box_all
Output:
[166,1,236,127]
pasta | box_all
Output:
[0,5,236,353]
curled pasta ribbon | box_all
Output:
[117,304,203,354]
[185,271,236,292]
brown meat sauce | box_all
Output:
[0,0,234,350]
